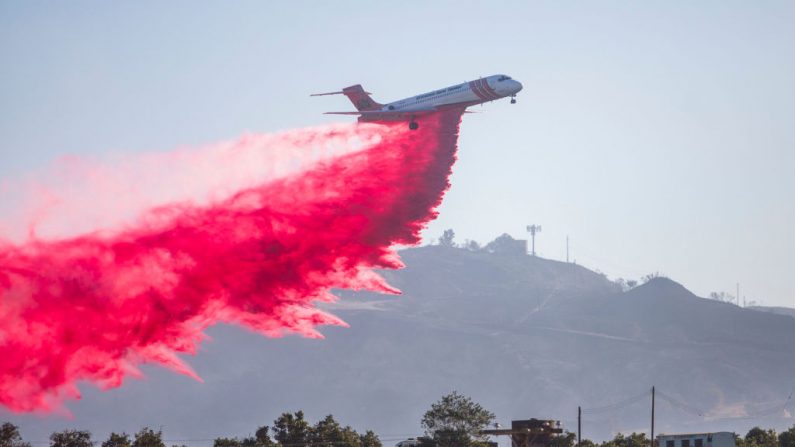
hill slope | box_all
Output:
[749,305,795,319]
[5,244,795,443]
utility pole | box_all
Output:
[566,236,570,263]
[651,386,655,447]
[737,283,740,307]
[527,224,542,256]
[578,406,582,447]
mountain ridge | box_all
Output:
[5,242,795,444]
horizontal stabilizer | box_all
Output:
[310,91,344,97]
[311,90,373,97]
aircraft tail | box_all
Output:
[342,85,382,111]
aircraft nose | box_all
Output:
[512,80,523,93]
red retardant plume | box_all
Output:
[0,109,464,413]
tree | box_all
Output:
[421,391,495,447]
[780,424,795,447]
[309,414,361,447]
[1,423,31,447]
[603,433,648,447]
[132,428,165,447]
[273,411,311,447]
[463,240,481,251]
[218,411,378,447]
[359,431,382,447]
[550,432,576,447]
[438,229,456,248]
[214,439,242,447]
[253,427,276,447]
[641,273,660,284]
[709,292,735,303]
[49,430,92,447]
[102,433,132,447]
[745,427,777,447]
[483,234,524,255]
[736,433,749,447]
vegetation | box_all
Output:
[601,433,649,447]
[3,409,795,447]
[208,411,380,447]
[735,427,783,447]
[131,428,164,447]
[550,432,577,447]
[1,423,31,447]
[421,391,495,447]
[49,430,93,447]
[614,278,639,291]
[482,233,517,254]
[101,433,132,447]
[463,239,481,251]
[780,425,795,447]
[438,229,456,247]
[641,272,663,283]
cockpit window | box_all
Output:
[497,75,512,82]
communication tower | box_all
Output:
[526,224,542,256]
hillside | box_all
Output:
[749,306,795,320]
[5,243,795,444]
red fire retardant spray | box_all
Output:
[0,109,464,413]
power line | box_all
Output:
[656,389,706,417]
[581,389,651,414]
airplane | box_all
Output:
[311,74,523,130]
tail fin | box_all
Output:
[342,85,382,111]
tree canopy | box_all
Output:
[273,411,312,447]
[736,427,778,447]
[438,229,456,247]
[421,391,495,447]
[132,428,164,447]
[15,417,795,447]
[600,433,648,447]
[780,424,795,447]
[49,430,92,447]
[1,423,31,447]
[212,412,381,447]
[102,433,132,447]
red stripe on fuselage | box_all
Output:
[476,79,490,100]
[477,79,497,101]
[480,79,500,100]
[474,79,490,100]
[469,81,487,101]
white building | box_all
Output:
[656,432,736,447]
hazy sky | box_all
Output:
[1,1,794,307]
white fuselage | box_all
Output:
[382,74,523,112]
[317,73,523,127]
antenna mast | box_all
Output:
[527,224,542,256]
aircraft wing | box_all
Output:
[324,108,437,119]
